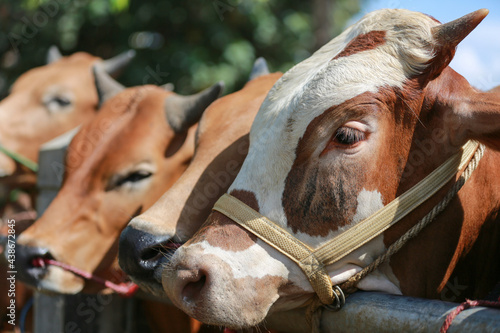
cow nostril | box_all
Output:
[181,271,207,304]
[141,242,182,262]
[119,226,178,281]
[140,246,163,261]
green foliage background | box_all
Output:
[0,0,360,98]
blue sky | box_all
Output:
[352,0,500,90]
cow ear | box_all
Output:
[444,81,500,151]
[47,46,63,64]
[164,81,224,133]
[92,65,125,108]
[161,83,175,91]
[422,9,488,83]
[101,50,136,78]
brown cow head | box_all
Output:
[0,47,134,184]
[163,9,500,329]
[15,67,223,294]
[118,59,281,298]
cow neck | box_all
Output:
[212,140,483,310]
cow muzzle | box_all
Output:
[15,243,52,286]
[119,225,181,296]
[15,243,85,294]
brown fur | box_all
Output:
[384,68,500,300]
[332,31,386,60]
[134,73,283,240]
[0,52,103,332]
[0,52,101,183]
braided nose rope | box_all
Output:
[32,257,139,297]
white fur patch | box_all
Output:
[197,239,290,280]
[357,269,402,294]
[353,189,384,223]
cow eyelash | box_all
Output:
[52,96,71,107]
[333,127,366,146]
[116,170,153,187]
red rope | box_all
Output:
[4,210,37,223]
[440,298,500,332]
[32,257,139,297]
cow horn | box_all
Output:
[249,57,269,81]
[161,83,175,91]
[164,81,224,133]
[47,46,63,64]
[102,50,136,77]
[423,9,488,83]
[431,9,488,50]
[93,65,125,107]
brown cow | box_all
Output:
[15,67,223,332]
[0,46,134,183]
[0,47,134,332]
[118,58,281,300]
[163,8,500,330]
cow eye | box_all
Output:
[333,127,366,146]
[116,170,153,187]
[53,96,71,107]
[44,95,72,113]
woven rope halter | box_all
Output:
[213,140,485,332]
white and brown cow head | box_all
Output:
[164,9,500,329]
[15,67,223,294]
[0,47,134,184]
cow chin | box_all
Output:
[38,266,85,294]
